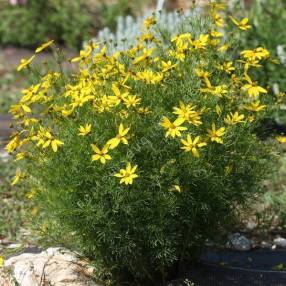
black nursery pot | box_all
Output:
[167,249,286,286]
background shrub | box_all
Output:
[230,0,286,103]
[0,0,92,49]
[8,5,282,285]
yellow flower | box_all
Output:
[91,144,111,164]
[78,124,92,136]
[144,16,157,29]
[69,93,95,109]
[173,101,194,119]
[244,100,266,112]
[107,123,130,149]
[229,16,251,30]
[224,112,245,125]
[207,123,225,144]
[242,74,267,97]
[213,13,224,28]
[160,116,187,138]
[33,128,64,152]
[195,69,211,79]
[11,170,23,186]
[192,34,209,50]
[276,136,286,143]
[208,2,226,10]
[50,139,64,152]
[161,60,177,73]
[15,152,26,161]
[136,69,163,84]
[111,84,128,102]
[71,45,92,62]
[217,61,235,74]
[173,101,202,126]
[218,44,230,53]
[138,107,151,114]
[35,40,54,53]
[173,185,181,193]
[0,256,4,267]
[200,85,228,97]
[5,135,21,153]
[181,135,207,157]
[247,115,255,122]
[62,108,74,117]
[139,33,155,42]
[240,47,270,61]
[210,30,223,38]
[171,33,192,43]
[114,162,138,185]
[17,55,35,72]
[215,104,222,116]
[26,189,37,199]
[225,165,233,175]
[133,48,153,64]
[123,95,141,108]
[31,207,39,216]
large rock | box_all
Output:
[4,247,100,286]
[273,237,286,248]
[226,233,252,251]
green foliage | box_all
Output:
[254,154,286,230]
[0,0,92,49]
[0,72,19,114]
[9,8,281,286]
[99,0,134,31]
[233,0,286,93]
[0,154,26,241]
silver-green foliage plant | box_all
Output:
[92,7,206,53]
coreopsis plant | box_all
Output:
[6,2,283,285]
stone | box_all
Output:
[6,244,22,249]
[273,237,286,248]
[245,221,257,231]
[4,247,101,286]
[261,241,272,249]
[226,233,252,251]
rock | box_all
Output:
[4,247,101,286]
[6,244,22,249]
[0,151,9,163]
[245,221,257,231]
[205,239,215,247]
[226,233,252,251]
[261,241,272,249]
[273,237,286,248]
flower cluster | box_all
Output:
[6,2,282,188]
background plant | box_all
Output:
[227,0,286,231]
[7,3,283,285]
[0,0,158,50]
[0,0,92,49]
[229,0,286,108]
